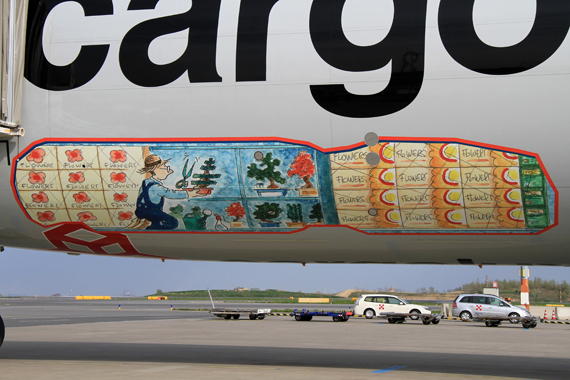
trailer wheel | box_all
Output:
[249,314,258,320]
[224,315,231,319]
[306,316,313,321]
[522,320,533,329]
[232,314,240,320]
[431,318,440,325]
[485,321,493,327]
[388,318,396,324]
[258,316,265,320]
[295,315,303,321]
[333,316,341,322]
[422,317,431,325]
[530,321,537,328]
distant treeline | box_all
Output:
[451,278,569,302]
[152,289,342,299]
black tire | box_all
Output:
[531,321,537,328]
[459,311,472,322]
[0,315,4,348]
[333,316,341,322]
[422,317,431,325]
[364,309,375,319]
[257,316,265,320]
[232,314,240,320]
[306,316,313,321]
[508,312,520,324]
[224,315,231,319]
[396,318,404,324]
[249,314,258,320]
[431,318,440,325]
[295,315,303,321]
[522,320,533,329]
[388,318,396,324]
[409,310,421,320]
[485,321,493,327]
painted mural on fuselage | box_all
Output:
[12,138,555,234]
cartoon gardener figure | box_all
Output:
[129,154,194,230]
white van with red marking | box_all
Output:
[353,294,431,319]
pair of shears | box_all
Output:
[176,157,198,189]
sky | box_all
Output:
[1,247,568,297]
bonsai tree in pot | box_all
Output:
[287,150,317,196]
[225,202,246,228]
[310,203,324,224]
[192,157,221,195]
[247,152,287,196]
[286,203,306,228]
[253,202,283,227]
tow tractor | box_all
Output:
[379,312,441,325]
[292,309,352,322]
[207,289,271,320]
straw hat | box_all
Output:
[137,154,170,174]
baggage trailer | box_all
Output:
[292,309,352,322]
[210,308,271,320]
[207,288,270,320]
[379,312,441,325]
[474,316,539,328]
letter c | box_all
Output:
[25,0,112,91]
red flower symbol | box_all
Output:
[73,192,90,204]
[28,172,46,184]
[37,211,55,222]
[113,193,128,202]
[118,211,133,221]
[110,172,127,184]
[27,148,46,163]
[110,150,127,163]
[32,192,49,203]
[78,212,97,222]
[65,149,84,163]
[68,172,85,183]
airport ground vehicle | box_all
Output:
[452,294,531,322]
[292,309,352,322]
[353,294,431,319]
[210,308,271,320]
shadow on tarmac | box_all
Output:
[0,341,566,379]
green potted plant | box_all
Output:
[253,202,283,227]
[286,203,307,228]
[247,152,288,197]
[192,158,220,195]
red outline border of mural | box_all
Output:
[11,136,559,237]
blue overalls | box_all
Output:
[135,181,178,230]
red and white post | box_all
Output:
[520,266,530,311]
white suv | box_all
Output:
[353,294,431,319]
